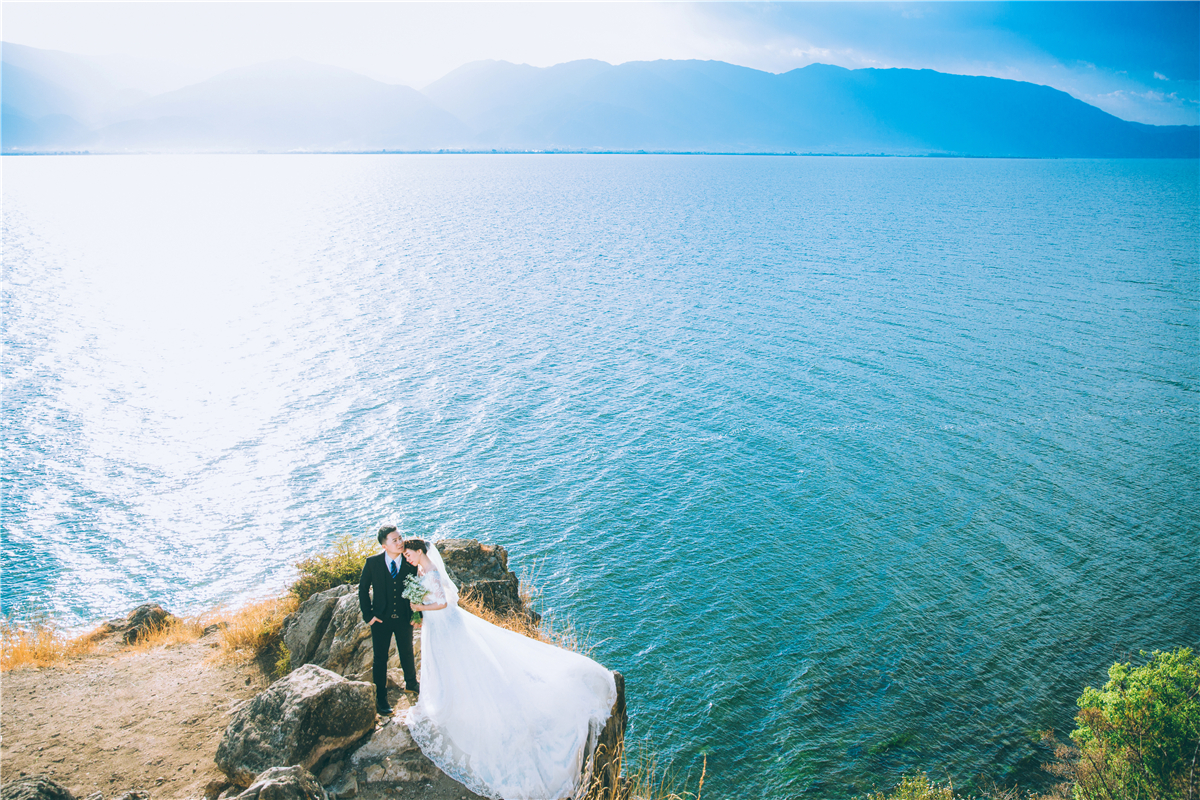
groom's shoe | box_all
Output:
[406,681,420,695]
[376,704,394,715]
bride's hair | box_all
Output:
[403,538,428,553]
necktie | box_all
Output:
[389,559,398,579]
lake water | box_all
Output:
[3,154,1197,798]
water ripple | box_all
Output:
[2,155,1197,797]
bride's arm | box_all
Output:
[411,600,447,611]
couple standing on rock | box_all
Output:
[358,525,618,800]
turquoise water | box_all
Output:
[3,155,1197,797]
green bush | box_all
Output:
[289,534,377,603]
[867,773,956,800]
[1068,647,1200,800]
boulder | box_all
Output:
[98,603,178,644]
[281,585,413,682]
[345,716,439,785]
[0,776,76,800]
[216,664,376,787]
[204,779,232,800]
[283,585,355,668]
[309,593,381,679]
[231,766,328,800]
[438,539,534,619]
[123,602,177,643]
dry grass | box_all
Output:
[458,590,541,637]
[456,558,603,657]
[624,755,707,800]
[121,613,213,655]
[0,618,101,671]
[516,558,544,607]
[458,586,597,657]
[582,740,707,800]
[211,595,298,663]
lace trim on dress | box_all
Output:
[406,705,612,800]
[420,569,448,605]
[405,705,504,800]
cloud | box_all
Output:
[1085,87,1200,126]
[1155,72,1169,81]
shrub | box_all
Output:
[867,773,956,800]
[1061,647,1200,800]
[289,534,376,603]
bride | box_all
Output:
[400,539,618,800]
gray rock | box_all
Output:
[439,539,535,620]
[113,794,150,800]
[1,776,76,800]
[305,594,418,681]
[204,779,232,800]
[346,717,438,784]
[216,664,376,787]
[316,760,342,786]
[283,585,355,668]
[232,766,328,800]
[97,602,179,644]
[326,773,356,800]
[309,593,375,678]
[123,602,177,643]
[589,671,627,799]
[338,716,491,798]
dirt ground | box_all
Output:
[0,627,267,799]
[0,628,492,800]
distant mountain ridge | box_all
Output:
[3,42,1196,157]
[424,58,1197,157]
[92,59,467,151]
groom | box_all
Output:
[358,524,420,715]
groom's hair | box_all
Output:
[403,538,428,553]
[377,525,398,545]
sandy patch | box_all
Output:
[1,628,266,799]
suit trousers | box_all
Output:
[370,618,417,705]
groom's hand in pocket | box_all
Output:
[370,617,382,625]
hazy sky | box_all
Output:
[4,2,1198,125]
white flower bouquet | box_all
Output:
[402,575,428,625]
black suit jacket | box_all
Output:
[358,551,418,624]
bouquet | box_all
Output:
[402,575,429,625]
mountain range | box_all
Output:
[3,42,1197,157]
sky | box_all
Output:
[3,2,1198,126]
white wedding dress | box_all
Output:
[404,544,618,800]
